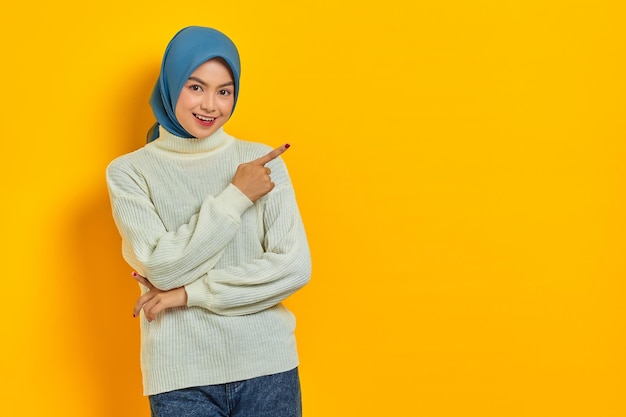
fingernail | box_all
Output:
[132,272,137,277]
[285,143,291,149]
[133,313,136,318]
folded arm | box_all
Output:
[107,143,291,291]
[107,160,252,290]
[185,172,312,316]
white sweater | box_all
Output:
[106,126,312,395]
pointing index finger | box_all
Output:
[252,143,290,165]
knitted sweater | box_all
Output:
[106,126,312,395]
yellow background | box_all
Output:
[2,0,625,416]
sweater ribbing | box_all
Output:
[106,127,311,395]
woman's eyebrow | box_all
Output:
[187,76,234,88]
[188,76,208,86]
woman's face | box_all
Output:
[175,58,235,139]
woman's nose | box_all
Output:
[200,94,216,112]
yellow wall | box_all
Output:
[2,1,625,415]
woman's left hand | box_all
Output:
[132,272,188,321]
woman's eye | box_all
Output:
[219,89,232,96]
[190,85,203,92]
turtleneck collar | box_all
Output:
[149,126,233,155]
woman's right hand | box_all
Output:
[231,144,290,202]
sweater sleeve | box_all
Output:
[106,159,253,290]
[184,165,312,316]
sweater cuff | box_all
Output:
[185,277,211,308]
[218,183,253,217]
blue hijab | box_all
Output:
[147,26,241,142]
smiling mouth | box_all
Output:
[194,114,216,123]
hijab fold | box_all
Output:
[148,26,241,142]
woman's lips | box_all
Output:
[194,114,216,126]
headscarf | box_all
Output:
[147,26,241,142]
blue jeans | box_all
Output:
[149,368,302,417]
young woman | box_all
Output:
[106,26,311,417]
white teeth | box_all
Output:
[195,114,215,122]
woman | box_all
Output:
[106,26,311,417]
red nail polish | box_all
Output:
[285,143,290,149]
[132,272,137,277]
